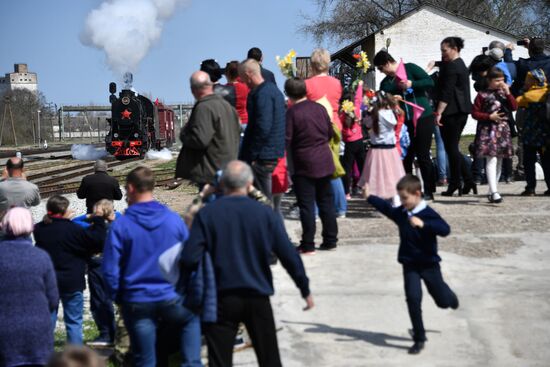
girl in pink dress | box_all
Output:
[360,92,406,205]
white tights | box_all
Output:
[486,157,503,194]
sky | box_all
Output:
[0,0,335,106]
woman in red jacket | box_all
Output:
[225,61,250,125]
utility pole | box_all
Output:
[37,109,41,147]
[0,96,17,147]
[97,117,101,142]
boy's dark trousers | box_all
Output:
[88,256,116,341]
[403,263,458,342]
[205,294,282,367]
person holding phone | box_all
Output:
[510,38,550,97]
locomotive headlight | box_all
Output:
[134,133,139,138]
[113,133,119,138]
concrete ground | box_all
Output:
[233,181,550,366]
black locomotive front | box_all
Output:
[106,82,156,158]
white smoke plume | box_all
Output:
[71,144,108,161]
[81,0,189,74]
[145,148,173,161]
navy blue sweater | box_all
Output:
[0,237,58,367]
[240,81,286,162]
[34,217,107,294]
[367,196,450,265]
[181,196,310,298]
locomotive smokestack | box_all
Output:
[123,72,133,90]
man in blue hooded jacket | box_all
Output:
[102,166,202,367]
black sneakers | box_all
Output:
[408,341,425,355]
[318,243,337,251]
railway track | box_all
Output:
[38,166,175,198]
[0,143,102,159]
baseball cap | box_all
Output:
[485,48,504,61]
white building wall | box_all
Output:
[372,7,529,134]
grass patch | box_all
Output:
[54,319,99,351]
[154,159,177,171]
[430,134,476,156]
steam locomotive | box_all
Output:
[106,81,175,159]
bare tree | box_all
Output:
[0,89,50,145]
[301,0,550,44]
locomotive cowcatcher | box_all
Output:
[106,82,175,159]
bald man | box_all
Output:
[239,59,286,201]
[0,157,41,214]
[175,71,241,188]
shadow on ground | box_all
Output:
[282,321,413,350]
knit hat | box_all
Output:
[485,48,504,61]
[527,69,547,87]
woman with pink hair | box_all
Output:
[0,207,59,367]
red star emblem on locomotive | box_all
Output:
[121,109,132,119]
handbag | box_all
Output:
[329,123,346,179]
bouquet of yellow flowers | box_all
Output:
[353,51,371,74]
[341,99,355,118]
[276,49,297,79]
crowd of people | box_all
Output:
[0,38,549,366]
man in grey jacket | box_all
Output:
[0,157,41,214]
[175,71,241,187]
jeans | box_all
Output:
[440,113,474,187]
[88,257,115,341]
[403,263,458,342]
[121,298,202,367]
[331,178,347,215]
[205,294,281,367]
[403,116,436,194]
[272,193,284,223]
[293,175,338,250]
[251,160,278,201]
[342,140,366,195]
[51,291,84,345]
[523,145,550,191]
[433,125,448,180]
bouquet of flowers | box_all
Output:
[276,49,297,79]
[353,51,371,75]
[341,99,355,118]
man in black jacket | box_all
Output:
[181,160,313,367]
[239,59,286,200]
[247,47,277,86]
[77,160,122,214]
